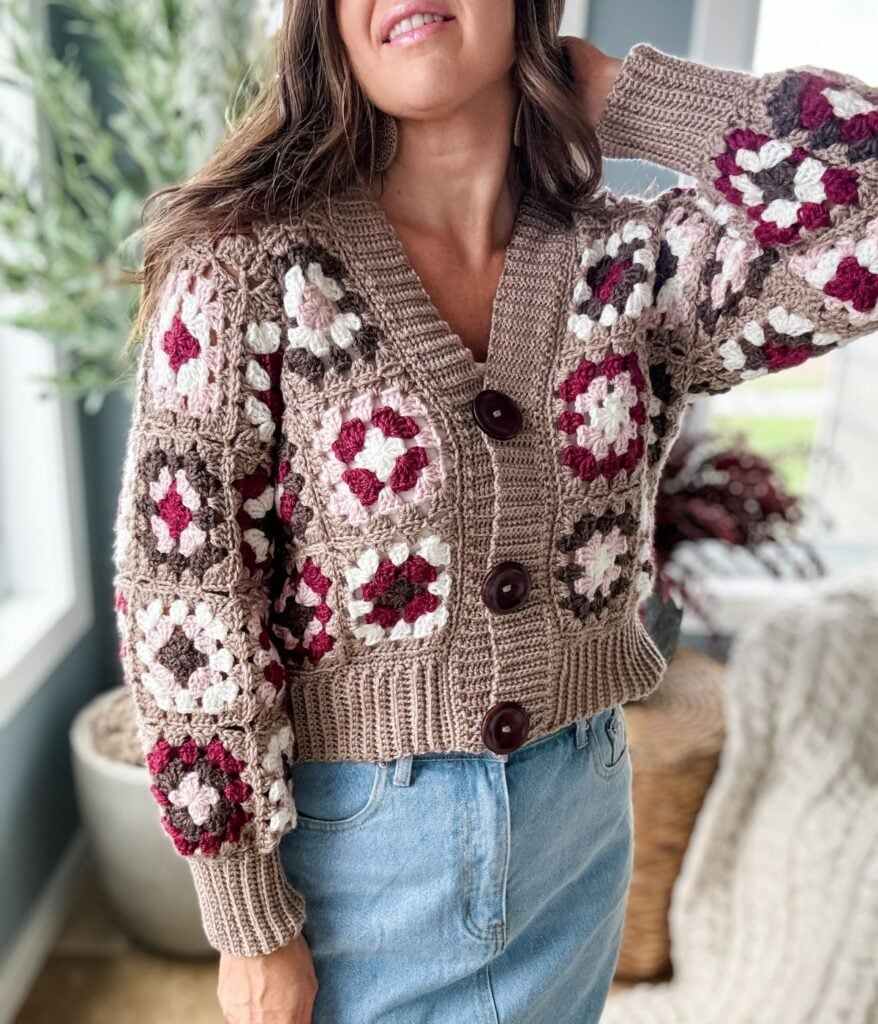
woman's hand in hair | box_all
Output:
[560,36,624,131]
[217,933,318,1024]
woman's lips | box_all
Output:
[384,16,455,48]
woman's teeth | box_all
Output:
[387,13,449,42]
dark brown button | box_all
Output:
[481,701,531,754]
[481,560,531,613]
[471,389,523,440]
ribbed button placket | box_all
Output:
[326,181,576,748]
[477,202,575,736]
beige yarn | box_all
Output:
[112,42,878,955]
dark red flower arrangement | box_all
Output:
[641,429,827,658]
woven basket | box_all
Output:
[614,644,726,982]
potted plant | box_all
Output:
[639,427,826,662]
[0,0,268,408]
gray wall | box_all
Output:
[588,0,695,57]
[0,392,129,959]
[587,0,695,195]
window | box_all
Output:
[706,0,878,540]
[0,5,94,725]
[560,0,590,37]
[673,0,878,638]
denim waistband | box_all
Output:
[389,713,594,786]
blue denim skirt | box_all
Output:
[279,704,633,1024]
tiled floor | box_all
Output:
[15,861,636,1023]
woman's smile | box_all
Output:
[385,15,455,47]
[379,4,457,48]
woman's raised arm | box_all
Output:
[576,39,877,399]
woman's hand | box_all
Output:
[217,933,318,1024]
[560,36,624,130]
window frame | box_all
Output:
[0,1,94,725]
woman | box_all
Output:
[112,1,878,1022]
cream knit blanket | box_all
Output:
[603,566,878,1024]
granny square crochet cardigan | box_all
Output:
[111,42,878,956]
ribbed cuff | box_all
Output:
[187,846,306,957]
[595,41,759,174]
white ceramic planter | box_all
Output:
[69,686,215,958]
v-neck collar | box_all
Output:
[324,175,573,410]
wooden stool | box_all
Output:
[614,644,726,982]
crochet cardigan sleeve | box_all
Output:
[594,42,878,396]
[111,233,306,957]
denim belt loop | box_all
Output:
[575,715,590,749]
[393,753,413,787]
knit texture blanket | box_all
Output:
[603,566,878,1023]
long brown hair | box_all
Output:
[124,0,602,357]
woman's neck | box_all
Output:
[366,80,522,259]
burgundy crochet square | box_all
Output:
[344,534,452,646]
[144,266,231,431]
[554,350,649,487]
[713,128,860,247]
[768,70,878,164]
[309,386,447,528]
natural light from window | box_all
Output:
[706,0,878,538]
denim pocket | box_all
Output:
[588,704,630,779]
[291,759,388,831]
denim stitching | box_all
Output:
[392,753,413,787]
[293,763,389,832]
[483,963,501,1024]
[590,706,630,780]
[461,763,507,946]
